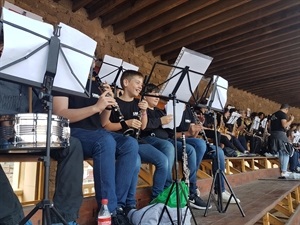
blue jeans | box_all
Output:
[71,128,140,212]
[138,143,169,199]
[289,150,299,172]
[279,149,289,172]
[204,145,225,193]
[142,136,175,187]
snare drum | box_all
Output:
[0,113,70,152]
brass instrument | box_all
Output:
[94,75,135,136]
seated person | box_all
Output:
[53,72,140,225]
[0,32,83,225]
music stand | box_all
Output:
[97,54,139,96]
[0,8,96,225]
[145,57,210,224]
[201,76,245,217]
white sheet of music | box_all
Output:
[160,47,213,102]
[227,111,241,124]
[162,101,185,129]
[251,116,260,130]
[260,118,268,128]
[97,55,139,88]
[0,8,97,94]
[207,75,228,111]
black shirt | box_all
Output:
[270,110,287,132]
[68,81,102,130]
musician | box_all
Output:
[53,71,140,225]
[141,83,209,209]
[0,32,84,225]
[288,126,300,173]
[100,70,170,201]
[220,108,248,154]
[176,103,240,204]
[269,104,294,177]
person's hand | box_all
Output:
[126,119,142,129]
[161,115,173,125]
[95,90,116,112]
[138,100,148,112]
[188,123,202,138]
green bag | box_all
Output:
[150,181,189,208]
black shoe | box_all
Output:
[189,194,212,210]
[112,208,133,225]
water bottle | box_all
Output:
[98,199,111,225]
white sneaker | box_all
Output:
[281,171,292,177]
[288,172,300,179]
[196,188,201,197]
[222,190,241,204]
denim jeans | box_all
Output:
[278,149,289,172]
[289,151,300,172]
[138,143,169,199]
[71,128,140,212]
[142,136,175,187]
[204,145,225,193]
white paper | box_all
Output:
[293,131,300,144]
[260,118,268,129]
[251,116,260,130]
[207,75,228,111]
[227,111,241,124]
[162,101,185,129]
[0,8,97,95]
[97,55,139,88]
[160,47,213,102]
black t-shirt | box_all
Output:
[177,105,195,132]
[110,98,140,133]
[68,81,102,130]
[141,107,169,139]
[270,110,287,132]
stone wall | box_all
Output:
[5,0,300,120]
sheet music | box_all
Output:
[207,75,228,111]
[160,47,213,102]
[293,131,300,144]
[251,116,260,130]
[4,2,43,21]
[226,111,241,124]
[162,101,185,129]
[260,118,268,129]
[0,8,97,95]
[97,55,139,88]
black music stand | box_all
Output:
[200,76,245,217]
[0,9,96,225]
[145,61,205,225]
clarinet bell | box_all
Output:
[123,128,135,137]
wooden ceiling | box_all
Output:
[66,0,300,107]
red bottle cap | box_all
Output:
[101,199,108,205]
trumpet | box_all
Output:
[94,75,135,136]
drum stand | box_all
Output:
[19,26,68,225]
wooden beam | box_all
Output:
[125,0,219,42]
[72,0,93,12]
[113,0,188,35]
[87,0,125,20]
[136,0,251,47]
[101,0,159,27]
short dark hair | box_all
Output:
[280,104,290,109]
[144,83,159,93]
[120,70,143,89]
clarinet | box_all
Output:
[182,132,190,187]
[191,107,209,144]
[94,76,135,136]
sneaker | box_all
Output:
[281,171,292,177]
[196,188,201,197]
[189,194,211,210]
[222,190,240,204]
[112,208,133,225]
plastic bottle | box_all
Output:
[98,199,111,225]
